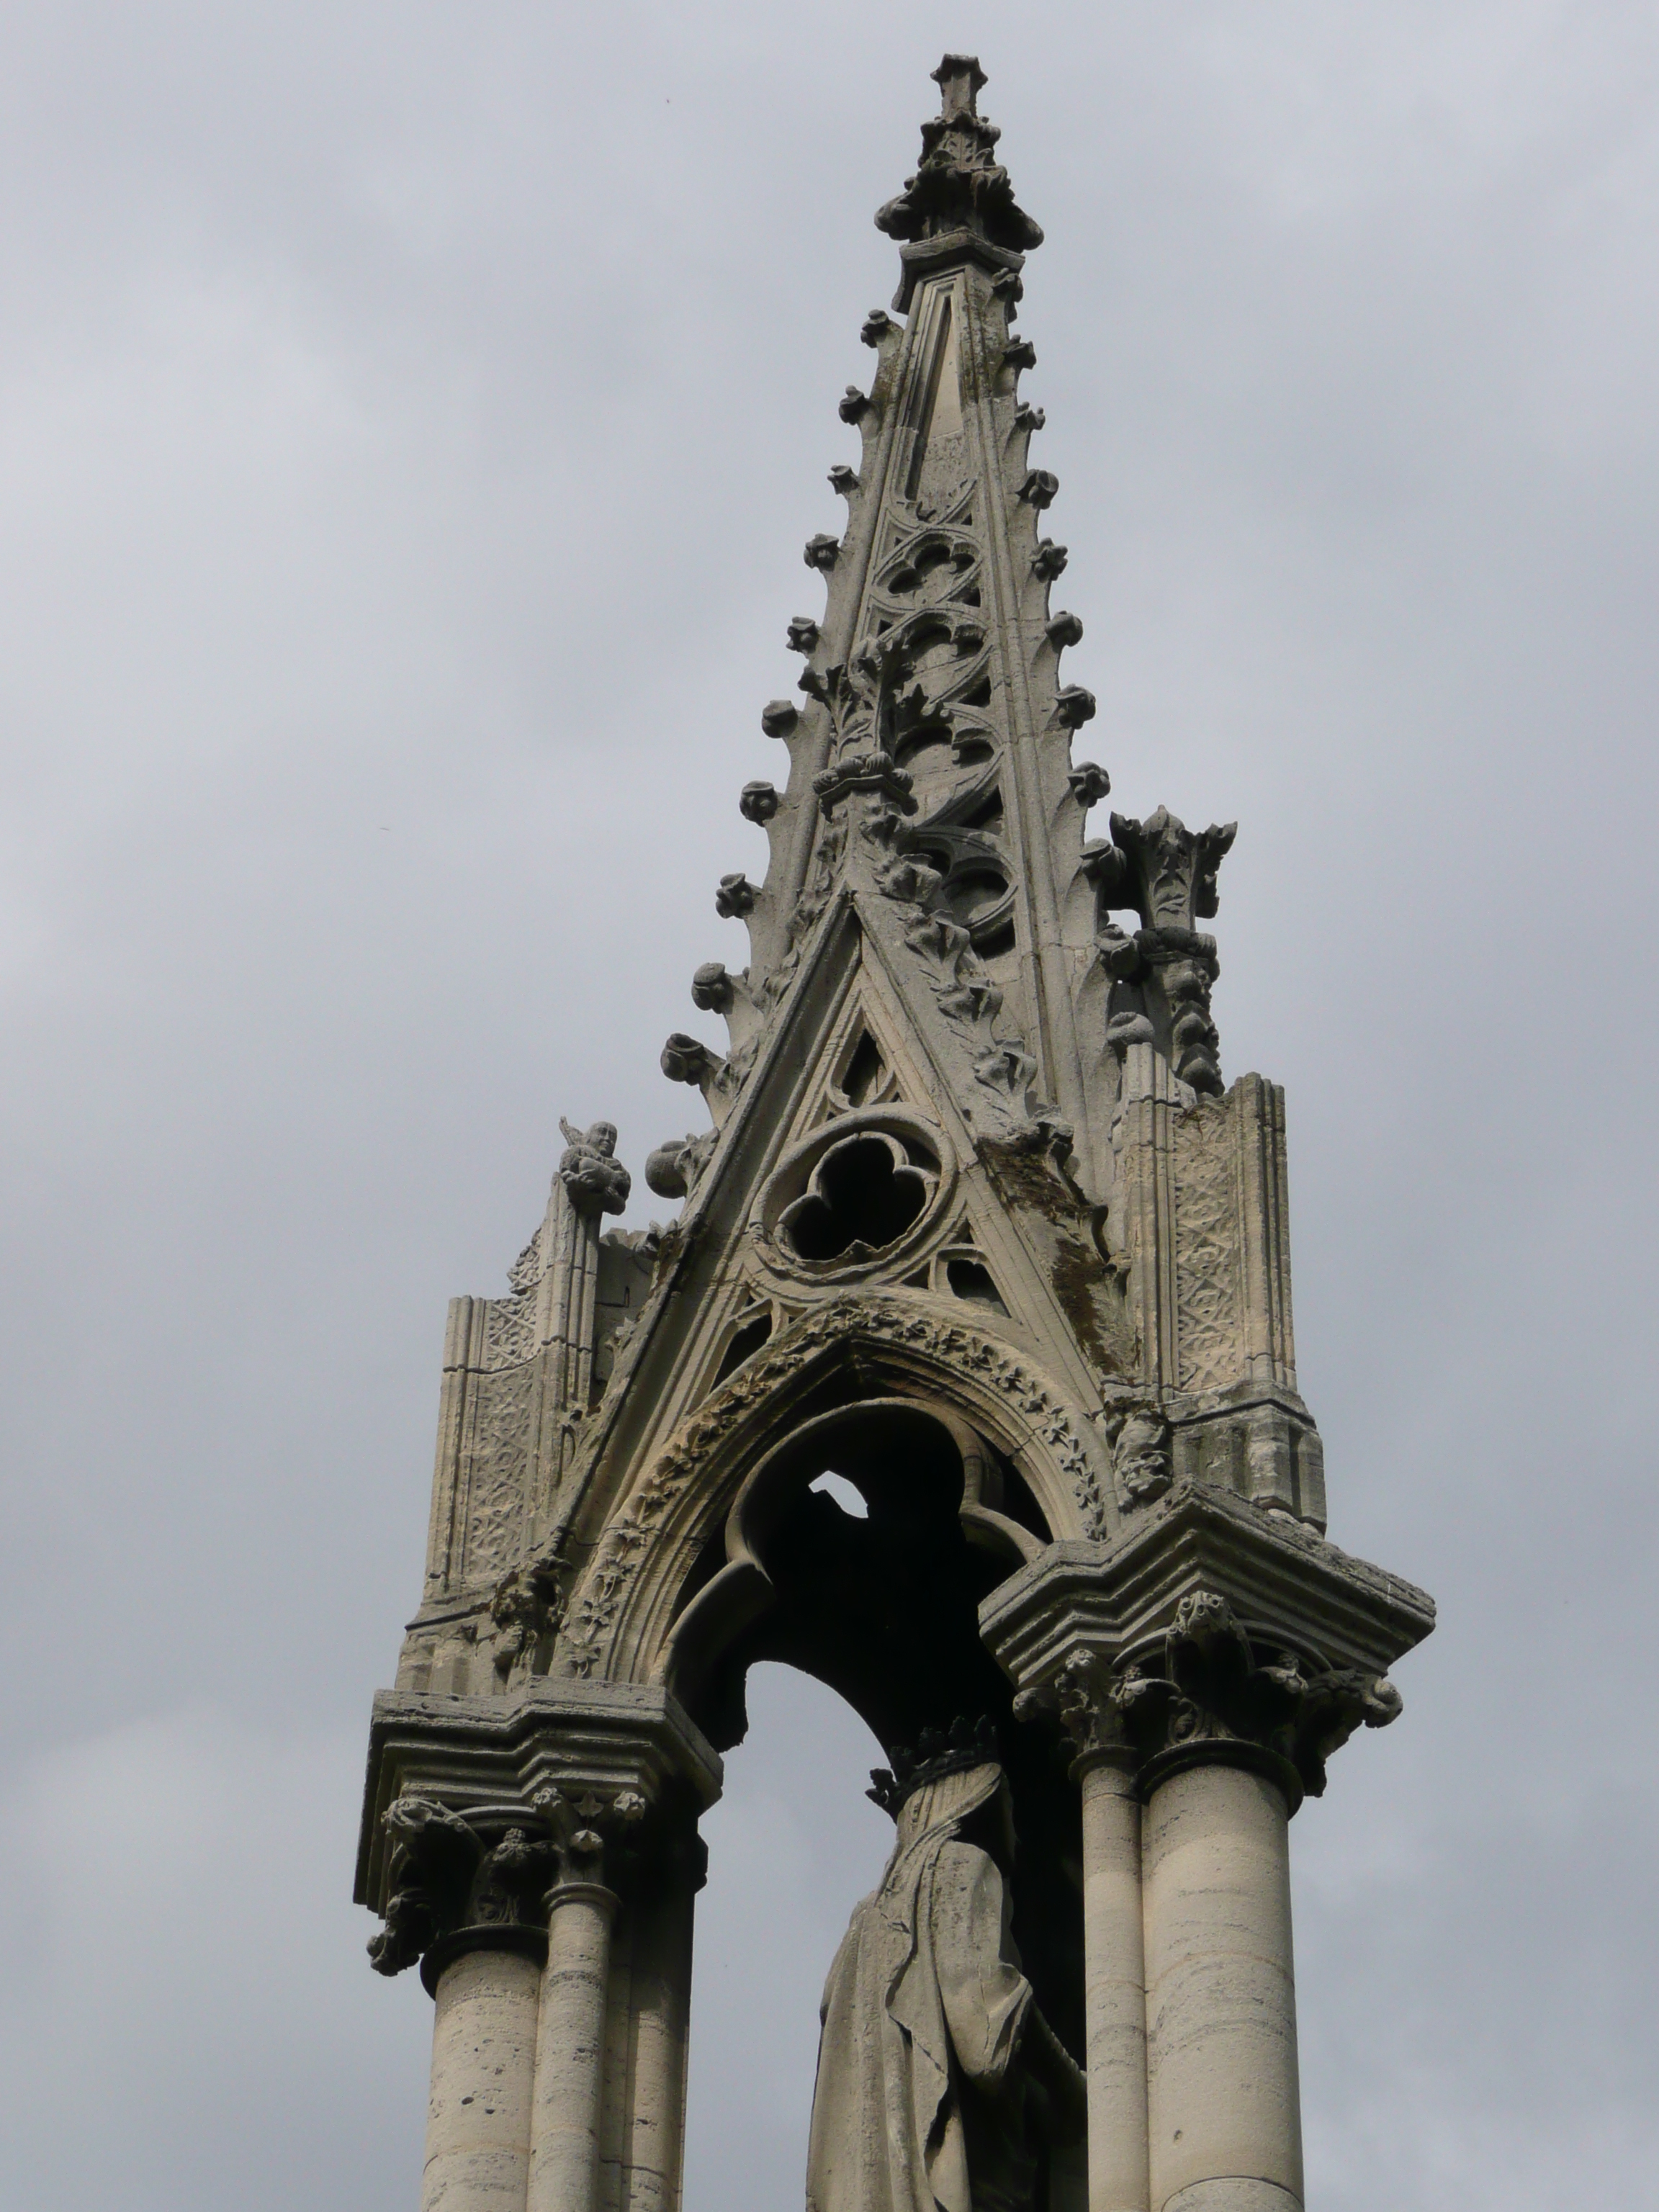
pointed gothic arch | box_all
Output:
[356,53,1434,2212]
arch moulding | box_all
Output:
[555,1292,1116,1689]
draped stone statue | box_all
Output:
[805,1731,1085,2212]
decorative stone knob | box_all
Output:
[714,873,757,919]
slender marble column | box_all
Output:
[1075,1748,1150,2212]
[1141,1762,1303,2212]
[527,1881,619,2212]
[421,1946,541,2212]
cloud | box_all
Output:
[1,5,1655,2208]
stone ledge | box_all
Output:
[356,1678,722,1914]
[979,1479,1434,1694]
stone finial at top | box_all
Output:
[875,55,1043,255]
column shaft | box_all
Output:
[621,1876,696,2210]
[527,1882,619,2212]
[1077,1753,1150,2212]
[421,1948,541,2212]
[1142,1763,1303,2212]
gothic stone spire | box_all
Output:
[361,78,1431,2209]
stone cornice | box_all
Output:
[979,1480,1434,1694]
[355,1678,722,1924]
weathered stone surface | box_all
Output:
[359,51,1434,2212]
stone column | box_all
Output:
[1048,1651,1150,2212]
[527,1879,619,2212]
[421,1943,543,2212]
[1075,1748,1151,2212]
[1141,1757,1301,2212]
[621,1862,699,2212]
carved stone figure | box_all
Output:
[807,1730,1084,2212]
[556,1118,630,1217]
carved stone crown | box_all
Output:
[866,1712,999,1817]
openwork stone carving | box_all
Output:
[776,1130,938,1264]
[559,1294,1114,1676]
[1090,806,1238,1097]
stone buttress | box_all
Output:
[357,56,1433,2212]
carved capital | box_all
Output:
[1025,1591,1403,1814]
[368,1797,554,1987]
[531,1783,648,1893]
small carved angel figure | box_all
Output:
[557,1118,631,1217]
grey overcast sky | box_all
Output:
[1,5,1655,2208]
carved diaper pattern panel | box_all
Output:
[482,1289,538,1370]
[1172,1098,1241,1392]
[459,1359,536,1583]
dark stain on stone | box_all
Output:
[977,1138,1126,1377]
